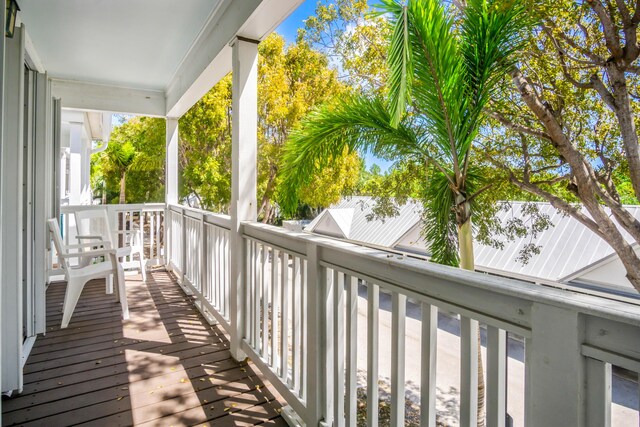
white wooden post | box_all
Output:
[1,25,24,394]
[32,72,50,336]
[229,36,258,361]
[68,122,83,205]
[525,304,586,426]
[0,0,6,408]
[165,118,178,206]
[305,242,329,426]
[165,118,178,270]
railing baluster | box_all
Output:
[421,303,438,427]
[460,316,479,426]
[586,358,612,427]
[280,251,289,380]
[300,258,308,402]
[224,230,230,319]
[333,271,345,427]
[262,245,269,359]
[367,282,379,427]
[253,242,262,353]
[244,238,252,341]
[292,255,301,394]
[345,275,358,427]
[271,248,280,368]
[486,326,507,427]
[156,211,161,261]
[211,227,220,310]
[390,292,406,427]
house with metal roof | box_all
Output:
[305,197,640,294]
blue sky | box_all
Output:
[275,0,394,173]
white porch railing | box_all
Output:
[167,204,640,427]
[166,204,232,327]
[58,203,165,271]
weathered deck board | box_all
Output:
[2,270,285,426]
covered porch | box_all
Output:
[0,0,638,426]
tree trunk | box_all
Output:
[512,68,640,292]
[457,202,485,427]
[119,171,126,204]
[101,181,107,205]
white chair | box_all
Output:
[48,219,129,329]
[74,208,147,282]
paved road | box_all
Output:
[354,286,639,426]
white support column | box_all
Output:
[165,118,179,205]
[229,36,258,361]
[525,304,586,426]
[32,72,50,335]
[1,25,25,394]
[0,0,6,409]
[68,122,82,205]
[165,118,179,271]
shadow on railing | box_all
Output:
[165,203,640,427]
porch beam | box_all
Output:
[164,0,304,118]
[229,36,258,361]
[50,79,165,117]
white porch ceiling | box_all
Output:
[19,0,304,117]
[19,0,222,91]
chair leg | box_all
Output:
[138,249,147,282]
[106,274,114,294]
[61,277,86,329]
[115,265,129,320]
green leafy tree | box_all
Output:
[179,76,233,211]
[178,33,361,221]
[299,0,391,94]
[484,0,640,291]
[94,116,165,204]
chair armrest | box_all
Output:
[65,242,107,250]
[76,234,103,241]
[59,248,117,259]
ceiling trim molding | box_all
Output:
[51,79,166,117]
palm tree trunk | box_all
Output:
[119,171,126,204]
[457,204,486,427]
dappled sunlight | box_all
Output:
[4,270,285,426]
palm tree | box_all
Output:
[279,0,528,423]
[105,141,136,204]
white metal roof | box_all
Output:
[306,197,640,287]
[305,196,423,248]
[474,202,640,283]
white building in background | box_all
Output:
[59,110,111,205]
[304,196,640,295]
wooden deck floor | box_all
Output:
[2,270,286,427]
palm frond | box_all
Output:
[380,0,414,127]
[421,169,459,266]
[405,0,467,172]
[458,0,530,175]
[278,95,422,215]
[422,166,488,266]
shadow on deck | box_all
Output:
[2,269,286,426]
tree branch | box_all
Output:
[489,111,552,141]
[587,0,625,58]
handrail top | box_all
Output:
[62,203,166,212]
[243,220,640,327]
